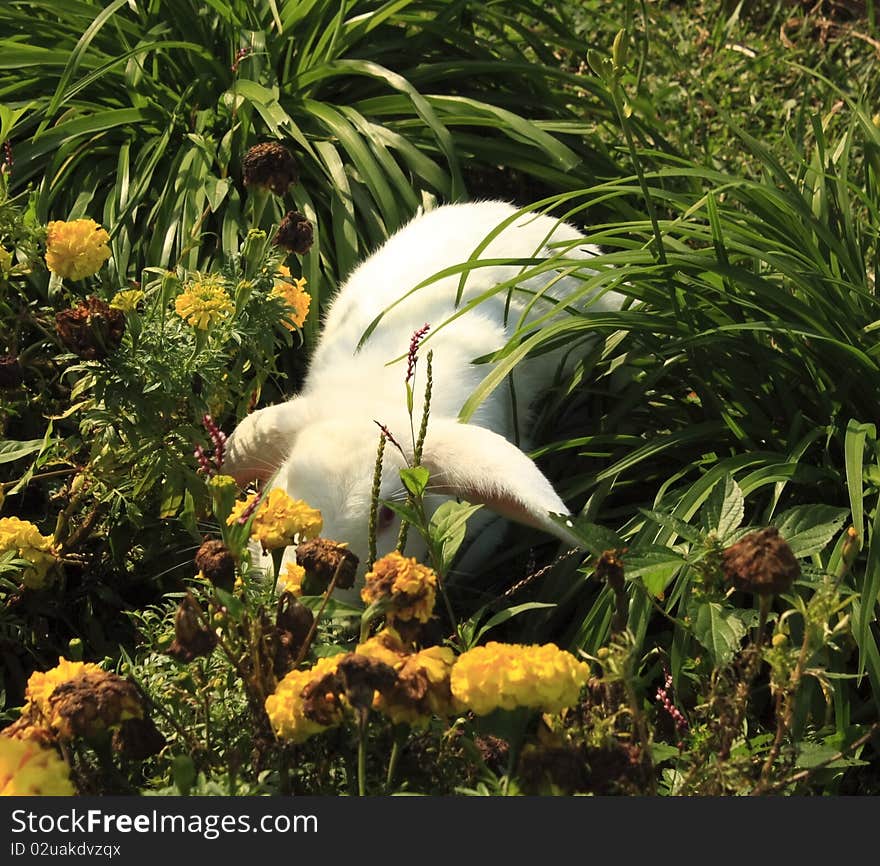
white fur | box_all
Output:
[224,200,621,579]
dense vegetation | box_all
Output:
[0,0,878,796]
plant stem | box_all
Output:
[357,710,368,797]
[385,736,402,792]
[292,559,345,668]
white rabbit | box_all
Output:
[224,200,620,579]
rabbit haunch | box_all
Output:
[224,200,621,574]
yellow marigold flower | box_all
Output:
[278,562,306,596]
[361,551,437,624]
[451,642,590,716]
[174,273,234,330]
[0,737,75,796]
[109,289,145,313]
[227,488,323,551]
[45,218,111,280]
[265,655,344,743]
[0,246,12,279]
[273,266,311,330]
[0,516,57,590]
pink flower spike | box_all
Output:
[405,323,430,384]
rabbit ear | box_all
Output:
[224,399,310,485]
[417,419,582,549]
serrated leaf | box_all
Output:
[556,516,624,556]
[772,505,849,558]
[691,600,748,667]
[701,474,744,541]
[639,509,705,545]
[623,547,686,597]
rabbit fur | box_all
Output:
[224,199,621,581]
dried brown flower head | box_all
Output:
[595,548,626,592]
[273,593,315,677]
[337,654,397,712]
[112,716,167,760]
[167,596,218,662]
[46,671,143,740]
[55,296,124,360]
[295,537,359,592]
[242,142,299,196]
[274,210,314,255]
[722,526,800,596]
[194,539,236,593]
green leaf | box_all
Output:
[691,600,748,667]
[557,516,624,556]
[203,176,231,212]
[214,587,245,621]
[0,439,46,464]
[623,547,686,597]
[428,500,483,574]
[639,509,705,545]
[701,474,744,541]
[400,466,430,498]
[844,419,874,540]
[474,602,556,645]
[772,505,849,558]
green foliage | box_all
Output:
[1,0,879,796]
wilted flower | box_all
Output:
[274,210,314,255]
[0,516,57,590]
[109,289,145,313]
[272,267,311,330]
[111,716,167,761]
[274,592,315,675]
[194,539,236,593]
[167,596,217,662]
[357,629,459,726]
[43,672,143,741]
[450,642,590,716]
[242,142,299,195]
[227,488,323,551]
[336,654,398,713]
[16,658,143,741]
[722,526,800,596]
[45,218,111,280]
[0,737,75,796]
[174,274,234,330]
[265,655,346,743]
[361,551,437,624]
[295,537,359,593]
[55,296,125,360]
